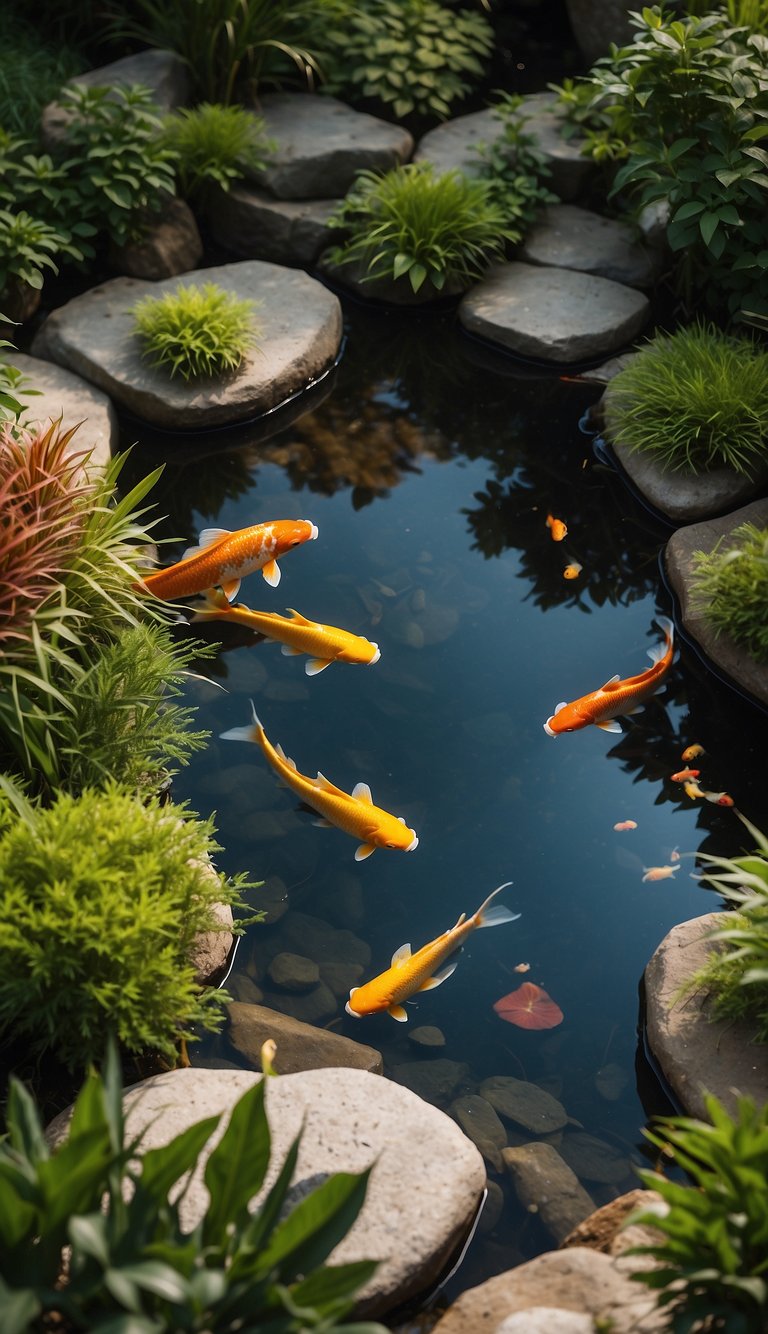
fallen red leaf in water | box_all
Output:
[493,982,564,1030]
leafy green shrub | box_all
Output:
[473,92,559,239]
[0,783,251,1067]
[0,9,85,137]
[0,1047,383,1332]
[683,0,768,31]
[0,316,36,423]
[132,281,260,380]
[602,323,768,474]
[691,523,768,662]
[160,102,274,201]
[320,0,494,121]
[630,1093,768,1333]
[0,206,85,300]
[327,162,515,295]
[687,811,768,1039]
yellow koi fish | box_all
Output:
[544,616,675,737]
[135,519,318,602]
[220,703,418,861]
[346,882,519,1022]
[191,590,380,676]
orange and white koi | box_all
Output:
[681,744,705,762]
[544,616,675,737]
[670,768,701,783]
[191,589,380,675]
[345,883,519,1022]
[614,820,638,831]
[134,519,318,602]
[642,865,680,882]
[546,513,568,542]
[220,703,418,861]
[563,562,582,580]
[684,780,734,807]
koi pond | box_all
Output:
[125,298,768,1300]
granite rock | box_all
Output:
[227,1000,382,1074]
[109,196,203,280]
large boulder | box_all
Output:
[564,0,636,65]
[109,197,203,281]
[10,351,117,475]
[226,1000,383,1074]
[41,49,190,150]
[31,261,342,430]
[608,438,768,526]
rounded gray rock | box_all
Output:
[10,352,117,477]
[502,1142,595,1244]
[208,184,339,266]
[479,1075,568,1133]
[267,951,320,992]
[519,204,662,288]
[227,1000,382,1074]
[608,435,768,525]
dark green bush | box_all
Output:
[0,10,85,137]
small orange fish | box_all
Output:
[546,514,568,542]
[514,962,531,974]
[563,562,582,579]
[704,790,734,807]
[191,590,380,675]
[642,865,680,882]
[684,780,706,801]
[670,768,701,783]
[346,883,519,1021]
[544,617,674,737]
[682,744,705,762]
[614,820,638,831]
[135,519,318,602]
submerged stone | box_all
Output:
[409,1024,447,1049]
[558,1132,634,1185]
[480,1075,568,1133]
[502,1142,595,1244]
[390,1058,471,1107]
[227,1000,382,1074]
[267,951,320,992]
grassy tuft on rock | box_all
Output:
[132,281,260,381]
[691,522,768,663]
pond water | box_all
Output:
[125,299,768,1304]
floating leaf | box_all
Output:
[493,982,563,1029]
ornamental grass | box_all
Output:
[691,522,768,663]
[132,281,260,381]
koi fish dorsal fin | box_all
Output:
[352,781,373,803]
[286,608,314,625]
[182,527,231,560]
[314,771,344,794]
[600,674,621,691]
[275,743,297,770]
[391,943,412,966]
[418,959,459,990]
[554,702,568,715]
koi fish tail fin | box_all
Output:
[474,880,520,928]
[647,615,675,663]
[220,699,263,745]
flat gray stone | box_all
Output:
[459,263,649,365]
[415,93,594,201]
[42,49,190,149]
[409,1025,446,1049]
[502,1142,595,1244]
[644,912,768,1119]
[261,980,338,1026]
[10,352,116,476]
[607,434,768,525]
[250,94,413,200]
[319,960,364,998]
[31,261,342,430]
[665,498,768,709]
[479,1076,568,1133]
[432,1247,664,1334]
[227,1000,382,1074]
[390,1059,471,1108]
[50,1066,485,1317]
[208,183,339,265]
[558,1132,634,1186]
[451,1095,508,1152]
[189,901,234,987]
[519,205,662,288]
[251,909,371,970]
[267,951,320,992]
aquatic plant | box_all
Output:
[132,281,260,381]
[320,0,493,121]
[160,102,274,202]
[630,1093,768,1333]
[602,323,768,474]
[327,162,515,294]
[691,523,768,663]
[0,1045,382,1332]
[473,93,558,239]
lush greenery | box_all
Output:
[630,1093,768,1333]
[160,102,274,201]
[0,203,86,309]
[554,5,768,317]
[682,0,768,31]
[132,282,260,380]
[688,811,768,1041]
[602,323,768,474]
[0,9,84,137]
[473,92,558,239]
[320,0,493,121]
[691,523,768,662]
[0,1045,384,1331]
[327,162,515,294]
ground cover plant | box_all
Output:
[630,1093,768,1333]
[132,281,260,380]
[160,102,274,203]
[602,322,768,474]
[691,522,768,662]
[473,92,559,237]
[0,1044,384,1331]
[327,162,515,294]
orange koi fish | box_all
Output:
[135,519,318,602]
[544,616,674,737]
[614,820,637,831]
[642,865,680,882]
[670,768,701,783]
[684,780,734,807]
[220,703,418,861]
[684,780,706,801]
[682,743,705,762]
[546,513,568,542]
[563,562,582,579]
[191,590,380,675]
[346,883,519,1022]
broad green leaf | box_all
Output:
[699,212,721,246]
[257,1168,372,1284]
[6,1078,48,1165]
[139,1116,220,1205]
[69,1212,110,1266]
[202,1081,270,1244]
[392,252,414,280]
[409,262,428,292]
[230,1131,302,1274]
[672,200,705,222]
[290,1259,379,1313]
[112,1261,191,1304]
[0,1282,41,1334]
[0,1170,37,1254]
[89,1313,163,1333]
[36,1129,113,1233]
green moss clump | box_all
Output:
[0,784,251,1068]
[132,281,259,381]
[691,523,768,663]
[603,323,768,475]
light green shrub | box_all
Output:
[691,523,768,662]
[160,102,274,201]
[132,281,260,380]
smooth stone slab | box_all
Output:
[451,1095,508,1154]
[665,498,768,709]
[250,94,413,200]
[10,352,116,475]
[644,912,768,1120]
[208,183,339,266]
[390,1059,471,1108]
[415,93,594,202]
[519,204,662,288]
[459,263,649,365]
[502,1143,595,1244]
[50,1066,485,1317]
[608,433,768,525]
[31,261,342,430]
[261,980,338,1026]
[479,1076,568,1133]
[227,1000,382,1074]
[498,1312,594,1334]
[42,49,190,149]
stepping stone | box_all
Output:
[227,1000,382,1074]
[42,48,190,149]
[415,93,594,202]
[607,435,768,526]
[519,204,663,288]
[31,260,342,431]
[208,183,339,266]
[10,352,116,475]
[665,497,768,710]
[459,262,649,364]
[249,94,414,200]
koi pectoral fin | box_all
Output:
[220,577,241,602]
[355,842,376,861]
[388,1004,409,1022]
[262,559,281,587]
[418,959,459,991]
[596,719,623,733]
[305,658,332,675]
[281,644,304,656]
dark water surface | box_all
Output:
[125,301,768,1303]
